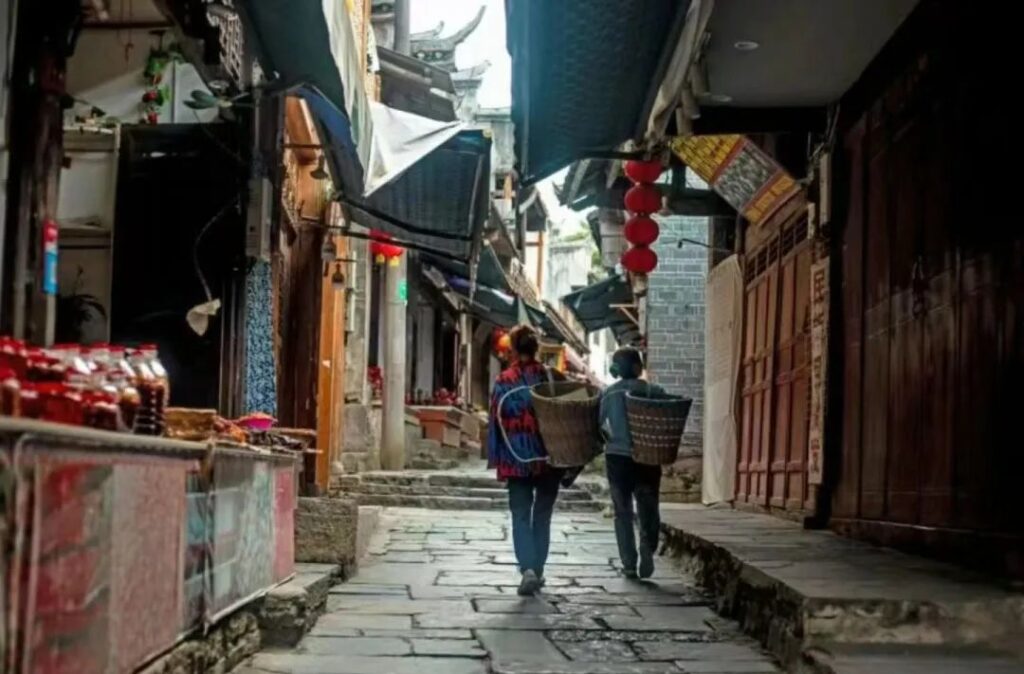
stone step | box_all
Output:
[256,563,342,648]
[334,471,503,490]
[339,451,379,474]
[802,643,1024,674]
[407,458,461,470]
[332,481,594,501]
[346,493,605,512]
[411,443,470,461]
[660,506,1024,671]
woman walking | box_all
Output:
[487,325,561,596]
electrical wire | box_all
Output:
[192,195,240,302]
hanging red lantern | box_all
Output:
[623,215,660,246]
[624,159,663,184]
[369,231,404,265]
[621,246,658,274]
[492,327,511,359]
[624,184,662,215]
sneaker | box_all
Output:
[638,548,655,579]
[623,568,639,580]
[518,570,541,596]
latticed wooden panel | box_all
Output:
[208,0,245,83]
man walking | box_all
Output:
[599,347,665,579]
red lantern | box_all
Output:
[624,159,663,184]
[623,215,660,246]
[370,231,404,265]
[624,184,662,215]
[621,246,658,274]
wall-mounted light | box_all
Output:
[733,40,760,51]
[311,154,329,181]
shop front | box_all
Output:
[0,418,296,673]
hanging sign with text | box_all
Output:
[807,256,829,485]
[670,135,802,227]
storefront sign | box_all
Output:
[807,256,829,485]
[670,135,801,227]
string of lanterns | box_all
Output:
[369,230,404,266]
[620,159,664,275]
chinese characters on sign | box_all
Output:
[807,257,829,485]
[670,135,802,227]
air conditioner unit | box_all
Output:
[245,176,273,261]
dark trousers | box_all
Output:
[606,454,662,571]
[507,472,561,577]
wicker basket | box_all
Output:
[626,391,692,466]
[530,381,601,468]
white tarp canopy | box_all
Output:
[364,101,463,197]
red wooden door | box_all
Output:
[770,222,812,511]
[737,244,777,506]
[736,220,813,513]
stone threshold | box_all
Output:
[660,505,1024,673]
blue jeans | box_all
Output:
[606,454,662,571]
[507,473,561,577]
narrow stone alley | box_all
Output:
[242,508,779,674]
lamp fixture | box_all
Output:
[311,154,330,181]
[734,40,760,51]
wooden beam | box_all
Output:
[665,188,736,218]
[692,106,827,135]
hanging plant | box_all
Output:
[139,33,183,125]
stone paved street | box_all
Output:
[243,508,780,674]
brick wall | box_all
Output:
[646,215,708,501]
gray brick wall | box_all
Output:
[647,216,707,453]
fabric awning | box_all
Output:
[422,244,510,294]
[238,0,374,178]
[316,113,491,261]
[240,1,489,261]
[378,47,457,122]
[561,275,641,346]
[446,275,519,328]
[506,0,691,186]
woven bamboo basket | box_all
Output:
[530,381,601,468]
[626,391,692,466]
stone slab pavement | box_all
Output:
[240,508,780,674]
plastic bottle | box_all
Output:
[50,344,93,391]
[0,337,27,376]
[140,344,169,433]
[107,346,140,430]
[128,348,161,435]
[0,367,21,417]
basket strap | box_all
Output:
[496,383,547,465]
[544,367,555,396]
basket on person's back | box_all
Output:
[530,380,601,468]
[625,387,692,466]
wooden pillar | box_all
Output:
[316,231,348,485]
[4,1,74,342]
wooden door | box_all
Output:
[737,242,777,506]
[770,221,812,511]
[832,13,1024,574]
[737,219,812,513]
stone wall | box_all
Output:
[647,215,708,502]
